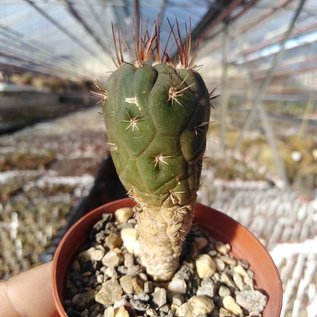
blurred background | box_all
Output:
[1,0,317,316]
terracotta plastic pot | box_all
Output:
[52,198,282,316]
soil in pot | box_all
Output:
[63,206,268,317]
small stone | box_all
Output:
[171,294,185,308]
[219,307,234,317]
[215,242,230,255]
[236,290,268,314]
[152,287,167,308]
[239,259,250,270]
[197,278,215,298]
[71,290,95,307]
[105,233,123,250]
[120,275,134,294]
[134,293,150,302]
[130,298,149,311]
[124,253,134,267]
[102,250,123,268]
[132,276,144,294]
[95,279,123,306]
[233,272,244,291]
[97,274,104,284]
[104,267,117,278]
[121,228,138,254]
[114,306,130,317]
[115,207,134,223]
[146,308,159,317]
[222,296,243,315]
[221,255,237,266]
[212,272,220,282]
[104,306,115,317]
[220,272,236,289]
[218,285,231,297]
[176,296,214,317]
[79,246,105,262]
[244,274,255,290]
[215,258,226,272]
[138,272,148,281]
[134,240,140,256]
[234,264,249,279]
[113,298,131,308]
[117,266,128,275]
[93,213,113,231]
[144,281,153,294]
[167,278,187,294]
[234,265,255,289]
[194,237,209,250]
[158,304,169,313]
[195,254,216,279]
[126,265,141,277]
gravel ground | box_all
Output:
[0,106,107,278]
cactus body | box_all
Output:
[102,62,210,280]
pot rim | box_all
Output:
[52,198,283,316]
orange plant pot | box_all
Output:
[52,198,282,317]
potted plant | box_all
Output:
[52,21,282,317]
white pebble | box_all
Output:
[79,247,105,262]
[134,239,140,256]
[195,254,216,279]
[104,306,114,317]
[233,272,245,291]
[222,295,243,315]
[168,278,187,294]
[114,306,129,317]
[120,228,138,254]
[215,241,231,255]
[234,264,249,278]
[102,250,122,268]
[236,289,268,314]
[115,207,134,223]
[176,295,215,317]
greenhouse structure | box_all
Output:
[0,0,317,316]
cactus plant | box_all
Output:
[97,22,212,281]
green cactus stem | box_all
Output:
[99,21,212,281]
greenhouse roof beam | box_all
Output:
[203,0,295,55]
[253,57,317,78]
[65,0,111,56]
[0,51,75,79]
[240,20,317,56]
[24,0,104,65]
[203,0,259,41]
[191,0,243,43]
[85,0,108,36]
[0,24,85,77]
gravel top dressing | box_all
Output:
[64,207,267,317]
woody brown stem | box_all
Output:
[136,200,195,281]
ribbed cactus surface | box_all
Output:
[100,23,212,280]
[103,63,210,208]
